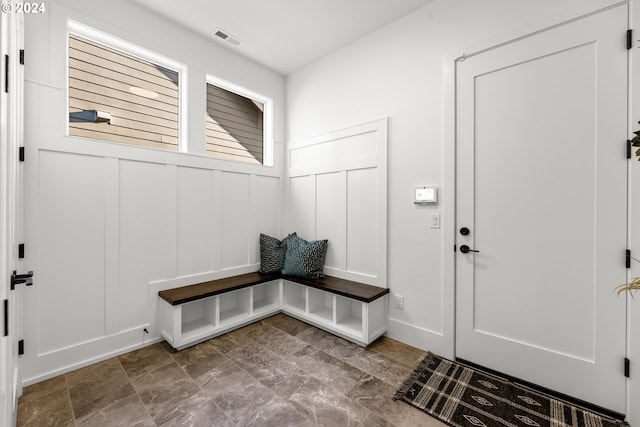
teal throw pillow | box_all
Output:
[282,235,328,279]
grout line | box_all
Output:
[222,325,316,426]
[114,349,167,426]
[178,347,239,426]
[128,376,158,427]
[59,374,77,426]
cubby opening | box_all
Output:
[253,281,280,314]
[335,295,363,336]
[219,288,251,326]
[181,296,217,341]
[308,288,334,323]
[283,281,306,313]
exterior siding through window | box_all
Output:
[206,84,264,164]
[68,34,180,151]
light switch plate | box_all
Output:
[415,187,437,204]
[430,213,440,229]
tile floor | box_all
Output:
[17,314,447,426]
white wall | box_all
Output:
[286,0,633,408]
[21,0,285,384]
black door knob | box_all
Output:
[460,245,479,254]
[460,227,470,236]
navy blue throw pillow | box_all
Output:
[258,233,296,274]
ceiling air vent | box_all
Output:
[213,29,241,46]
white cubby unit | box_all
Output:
[158,272,282,349]
[157,272,389,349]
[282,278,389,346]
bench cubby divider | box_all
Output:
[158,272,389,349]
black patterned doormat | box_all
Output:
[393,352,628,427]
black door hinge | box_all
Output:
[18,243,24,259]
[3,300,8,337]
[626,250,631,269]
[628,30,633,49]
[4,54,8,93]
[18,339,24,355]
[19,146,24,162]
[19,49,24,65]
[625,357,630,378]
[628,140,633,159]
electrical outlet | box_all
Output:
[394,295,404,310]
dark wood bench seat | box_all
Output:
[159,271,389,306]
[283,275,389,303]
[159,272,281,305]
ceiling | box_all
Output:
[130,0,435,75]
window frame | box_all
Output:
[206,74,274,167]
[66,21,188,152]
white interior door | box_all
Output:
[456,5,628,413]
[0,6,24,427]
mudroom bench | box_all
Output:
[158,272,389,350]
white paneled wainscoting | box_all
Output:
[20,118,387,385]
[287,119,387,287]
[21,140,283,385]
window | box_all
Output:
[68,25,183,151]
[206,78,272,165]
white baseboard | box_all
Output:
[23,316,443,387]
[386,317,445,356]
[22,333,163,387]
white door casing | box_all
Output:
[0,5,24,427]
[456,4,628,414]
